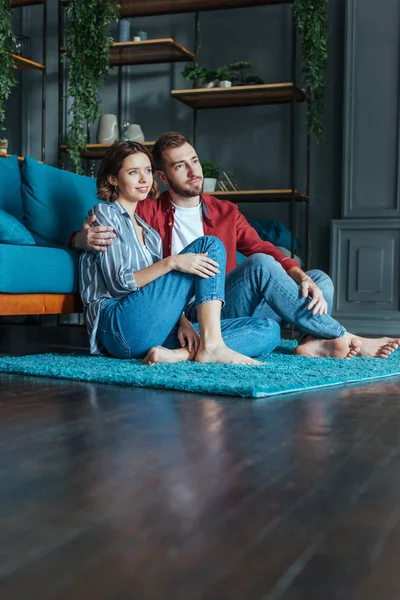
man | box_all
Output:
[71,132,398,359]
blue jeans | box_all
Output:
[97,237,281,359]
[186,253,345,341]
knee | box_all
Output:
[246,253,279,272]
[308,269,334,294]
[201,235,225,251]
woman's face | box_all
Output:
[110,152,153,203]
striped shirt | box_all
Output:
[79,201,163,355]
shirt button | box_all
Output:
[168,222,172,226]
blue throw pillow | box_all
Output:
[0,155,24,221]
[21,157,100,247]
[0,208,35,245]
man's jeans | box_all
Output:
[186,253,345,341]
[97,237,281,359]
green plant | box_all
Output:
[0,0,16,142]
[229,61,253,84]
[65,0,119,173]
[294,0,330,142]
[215,65,235,82]
[181,65,216,87]
[202,160,219,179]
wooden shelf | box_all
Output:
[118,0,292,18]
[212,189,309,203]
[12,54,45,71]
[172,83,306,109]
[109,39,195,66]
[12,0,45,6]
[60,142,155,160]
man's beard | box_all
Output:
[166,177,203,198]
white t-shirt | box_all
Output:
[171,202,204,255]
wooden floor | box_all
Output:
[1,324,400,599]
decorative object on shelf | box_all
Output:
[121,122,145,143]
[181,65,216,89]
[228,61,264,86]
[97,114,119,144]
[13,34,31,59]
[215,66,236,88]
[64,0,119,173]
[137,30,148,41]
[0,138,8,154]
[119,19,130,42]
[202,161,219,193]
[133,36,141,42]
[293,0,329,142]
[217,171,238,192]
[0,0,16,142]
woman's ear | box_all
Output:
[156,170,168,185]
[107,175,118,187]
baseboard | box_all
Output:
[332,314,400,336]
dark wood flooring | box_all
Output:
[1,324,400,599]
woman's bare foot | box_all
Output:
[142,346,190,365]
[195,344,264,366]
[354,336,400,359]
[294,334,361,359]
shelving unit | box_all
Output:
[58,0,310,266]
[58,6,196,171]
[7,0,47,162]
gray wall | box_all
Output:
[5,0,346,274]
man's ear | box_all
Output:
[107,175,118,187]
[156,170,168,185]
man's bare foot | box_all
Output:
[352,336,400,359]
[294,334,361,359]
[142,346,190,366]
[195,344,264,366]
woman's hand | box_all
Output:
[177,314,200,356]
[169,252,220,278]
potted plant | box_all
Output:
[65,0,119,173]
[294,0,329,142]
[0,1,16,146]
[181,65,217,88]
[202,160,219,192]
[215,66,236,88]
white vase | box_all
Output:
[122,124,145,143]
[203,178,217,192]
[97,114,119,144]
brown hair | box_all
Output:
[97,141,159,203]
[152,131,191,170]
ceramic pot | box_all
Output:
[219,80,232,88]
[203,178,217,192]
[97,114,119,144]
[122,124,145,143]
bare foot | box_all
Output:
[142,346,190,366]
[294,334,360,359]
[195,344,264,366]
[354,336,400,359]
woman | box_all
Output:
[79,141,280,365]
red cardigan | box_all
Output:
[137,191,299,274]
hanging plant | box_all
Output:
[65,0,119,173]
[293,0,329,142]
[0,0,16,142]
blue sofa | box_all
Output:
[0,155,99,315]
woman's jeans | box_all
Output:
[97,236,281,359]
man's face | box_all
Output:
[158,142,203,197]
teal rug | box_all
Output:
[1,341,400,398]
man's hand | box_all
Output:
[72,215,116,252]
[178,314,200,357]
[287,267,327,316]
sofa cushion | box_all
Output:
[0,209,36,245]
[21,157,99,247]
[0,244,79,293]
[0,155,24,221]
